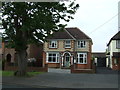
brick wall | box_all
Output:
[4,63,48,72]
[112,57,120,70]
[71,64,96,73]
[47,63,60,68]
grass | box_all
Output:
[0,71,43,77]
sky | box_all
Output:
[0,0,120,52]
[63,0,120,52]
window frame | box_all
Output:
[46,52,59,63]
[77,40,86,48]
[77,53,87,64]
[65,40,71,48]
[49,40,57,48]
[116,40,120,49]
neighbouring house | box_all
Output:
[2,41,43,67]
[43,27,93,70]
[106,31,120,70]
[92,52,106,67]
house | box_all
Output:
[2,41,43,67]
[106,31,120,70]
[43,27,93,70]
[92,52,106,67]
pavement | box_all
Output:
[2,67,119,88]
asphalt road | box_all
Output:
[2,67,119,89]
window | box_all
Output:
[65,40,71,48]
[47,53,59,63]
[116,40,120,49]
[77,53,87,64]
[114,58,119,65]
[77,41,86,48]
[49,41,57,48]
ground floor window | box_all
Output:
[47,53,59,63]
[77,53,87,64]
[114,58,119,65]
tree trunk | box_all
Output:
[16,49,28,76]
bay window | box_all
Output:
[47,53,59,63]
[77,53,87,64]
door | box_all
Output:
[64,54,70,67]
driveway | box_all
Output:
[96,67,118,74]
[48,68,70,74]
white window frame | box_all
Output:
[77,53,87,64]
[77,40,86,48]
[46,52,59,63]
[49,40,57,48]
[116,40,120,49]
[65,40,71,48]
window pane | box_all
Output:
[80,54,83,57]
[48,57,52,62]
[53,54,56,57]
[53,57,56,62]
[84,58,86,63]
[66,40,70,43]
[80,58,83,63]
[49,54,52,56]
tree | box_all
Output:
[1,1,79,76]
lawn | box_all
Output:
[0,71,43,77]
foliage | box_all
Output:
[1,1,79,76]
[1,1,79,50]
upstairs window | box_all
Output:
[116,40,120,49]
[65,40,71,48]
[49,41,57,48]
[77,40,86,48]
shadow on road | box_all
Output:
[96,67,118,74]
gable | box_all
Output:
[107,31,120,46]
[65,27,91,39]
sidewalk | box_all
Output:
[2,72,118,88]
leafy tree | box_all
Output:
[1,1,79,76]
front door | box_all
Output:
[64,54,70,67]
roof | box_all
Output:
[47,27,92,40]
[66,27,91,39]
[107,31,120,46]
[46,30,73,39]
[92,52,106,58]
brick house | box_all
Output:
[106,31,120,70]
[2,41,43,67]
[43,27,93,70]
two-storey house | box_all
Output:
[106,31,120,70]
[43,27,93,70]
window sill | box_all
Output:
[47,62,60,63]
[49,47,57,49]
[76,63,87,64]
[65,47,71,49]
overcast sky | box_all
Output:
[1,0,120,52]
[63,0,120,52]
